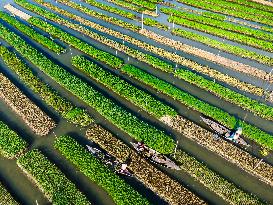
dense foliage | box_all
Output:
[161,7,273,42]
[168,16,273,52]
[50,0,140,31]
[121,64,273,150]
[0,183,19,205]
[84,0,137,19]
[106,0,147,14]
[72,56,177,118]
[143,18,168,30]
[118,0,156,10]
[0,24,175,154]
[226,0,273,12]
[17,150,90,204]
[0,46,93,127]
[171,28,273,66]
[0,121,27,159]
[29,17,123,69]
[0,11,65,54]
[24,0,266,100]
[16,1,173,72]
[86,125,205,205]
[88,121,265,204]
[54,135,151,205]
[17,1,273,121]
[174,150,265,204]
[140,29,271,85]
[174,68,273,121]
[176,0,273,26]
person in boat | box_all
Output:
[137,141,148,152]
[118,155,132,174]
[227,127,242,142]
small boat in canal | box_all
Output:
[86,145,132,177]
[200,116,249,146]
[131,142,181,170]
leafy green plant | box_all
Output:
[0,183,19,205]
[143,18,168,30]
[72,55,177,118]
[117,0,156,10]
[46,0,140,31]
[54,135,151,205]
[17,150,90,204]
[174,151,265,205]
[171,28,273,66]
[176,0,273,26]
[0,46,93,127]
[0,121,27,159]
[168,15,273,52]
[161,7,273,42]
[0,24,175,154]
[29,17,123,69]
[0,11,65,54]
[86,125,204,205]
[84,0,137,19]
[121,64,273,150]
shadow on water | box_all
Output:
[66,133,169,205]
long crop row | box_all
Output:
[86,125,205,205]
[17,2,273,122]
[200,0,273,19]
[168,15,273,52]
[0,11,65,54]
[177,6,226,21]
[0,46,93,127]
[28,18,123,69]
[176,5,273,34]
[87,125,264,205]
[27,16,172,72]
[225,0,273,12]
[17,149,90,204]
[106,0,158,16]
[83,0,137,19]
[176,4,273,33]
[114,0,157,10]
[172,116,273,186]
[171,28,273,66]
[54,135,151,205]
[121,64,273,154]
[143,18,169,30]
[0,121,27,159]
[0,73,55,136]
[71,55,177,118]
[26,0,269,95]
[177,0,273,26]
[139,29,272,83]
[28,13,270,126]
[0,183,19,205]
[161,7,273,42]
[242,0,273,8]
[0,24,175,154]
[53,0,139,31]
[174,150,265,205]
[174,67,273,121]
[20,0,170,70]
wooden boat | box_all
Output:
[200,116,248,146]
[131,142,181,170]
[86,145,132,177]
